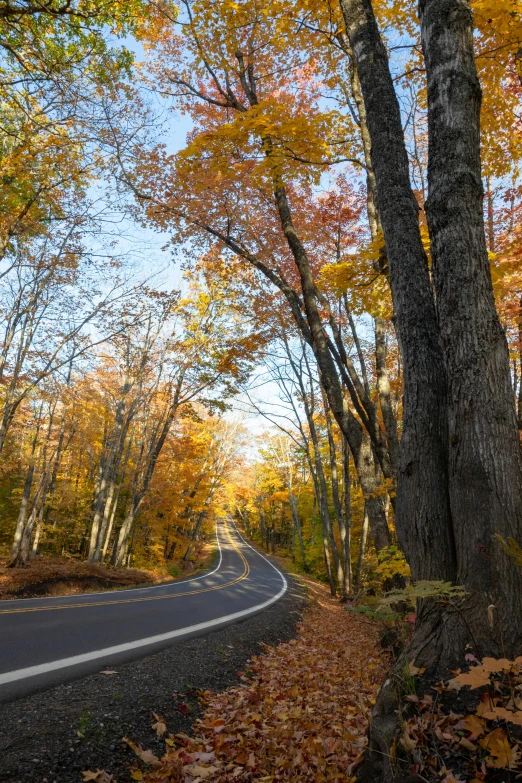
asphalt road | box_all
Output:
[0,521,287,702]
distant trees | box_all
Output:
[1,256,262,567]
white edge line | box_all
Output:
[0,524,287,687]
[0,524,224,605]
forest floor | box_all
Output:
[0,544,214,600]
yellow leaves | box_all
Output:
[375,545,411,581]
[461,714,486,741]
[480,727,519,768]
[495,534,522,566]
[177,97,351,192]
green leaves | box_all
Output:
[379,580,467,608]
[495,535,522,567]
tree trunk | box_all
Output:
[518,296,522,431]
[184,508,207,562]
[354,506,369,591]
[9,464,35,565]
[289,490,307,569]
[343,2,522,779]
[340,0,455,586]
[341,437,352,596]
[420,0,522,657]
[323,392,350,597]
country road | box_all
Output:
[0,521,286,702]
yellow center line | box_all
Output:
[0,522,250,615]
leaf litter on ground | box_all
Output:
[113,578,388,783]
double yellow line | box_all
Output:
[0,522,250,616]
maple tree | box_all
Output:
[0,0,522,780]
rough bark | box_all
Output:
[518,297,522,431]
[340,0,455,585]
[420,0,522,656]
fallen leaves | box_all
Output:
[124,578,387,782]
[152,713,167,736]
[480,727,519,768]
[397,654,522,780]
[448,666,491,690]
[81,771,114,782]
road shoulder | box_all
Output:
[0,575,304,783]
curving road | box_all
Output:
[0,521,286,702]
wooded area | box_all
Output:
[1,0,522,779]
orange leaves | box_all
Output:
[448,667,491,691]
[132,579,387,782]
[448,655,522,691]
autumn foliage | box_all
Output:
[121,579,387,783]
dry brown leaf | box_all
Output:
[482,657,513,673]
[462,714,485,740]
[185,764,219,779]
[151,712,167,737]
[479,727,518,768]
[481,706,522,726]
[476,695,499,716]
[123,738,160,766]
[451,666,491,690]
[400,724,417,751]
[460,737,477,751]
[82,772,113,782]
[100,670,118,676]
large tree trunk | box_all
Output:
[342,1,522,780]
[420,0,522,656]
[340,0,455,586]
